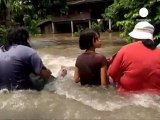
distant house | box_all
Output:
[38,0,113,34]
[37,19,53,34]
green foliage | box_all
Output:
[11,0,68,35]
[23,15,40,35]
[0,25,7,45]
[0,0,69,36]
[91,21,104,33]
[0,0,7,10]
[21,0,68,17]
[74,25,83,37]
[102,0,160,41]
[74,21,104,37]
[11,0,41,34]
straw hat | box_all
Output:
[129,21,154,40]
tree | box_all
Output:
[102,0,160,41]
[22,0,68,17]
[12,0,68,34]
[0,0,11,26]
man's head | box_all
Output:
[7,27,30,47]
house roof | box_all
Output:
[67,0,111,5]
[37,19,52,27]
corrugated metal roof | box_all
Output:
[37,19,52,27]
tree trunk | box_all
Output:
[5,1,11,26]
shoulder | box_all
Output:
[119,42,141,53]
[122,42,141,49]
[16,45,37,54]
[11,45,39,59]
[17,45,35,50]
[76,54,82,59]
[95,53,106,59]
[77,52,106,58]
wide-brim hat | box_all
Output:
[129,21,154,40]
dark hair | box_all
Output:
[141,39,156,49]
[7,27,30,46]
[2,28,16,51]
[153,38,160,47]
[15,27,30,47]
[2,27,31,51]
[7,28,16,45]
[79,29,99,50]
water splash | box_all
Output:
[40,54,160,112]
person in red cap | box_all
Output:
[108,21,160,92]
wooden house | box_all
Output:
[38,0,113,34]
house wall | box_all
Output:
[40,22,53,34]
[53,12,91,22]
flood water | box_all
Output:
[1,32,160,119]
